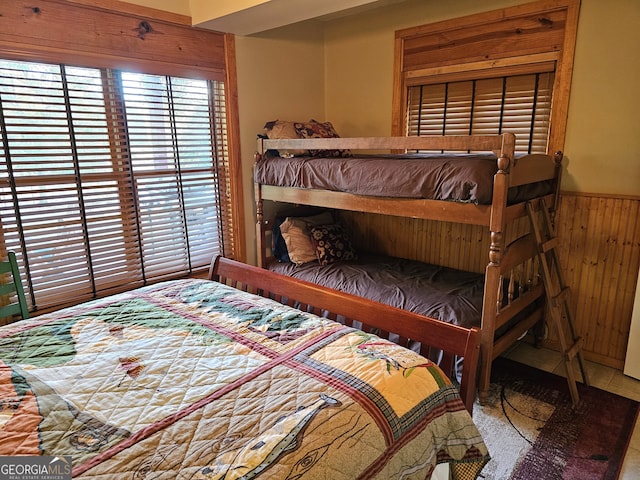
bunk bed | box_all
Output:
[0,256,489,479]
[254,131,563,403]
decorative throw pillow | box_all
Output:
[272,217,292,263]
[263,120,306,157]
[263,119,350,158]
[294,120,350,157]
[278,212,334,265]
[308,224,358,265]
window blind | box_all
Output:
[0,59,231,312]
[406,72,554,154]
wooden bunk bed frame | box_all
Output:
[254,133,563,403]
[210,255,480,414]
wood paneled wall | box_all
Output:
[338,212,532,274]
[555,193,639,369]
[338,192,640,369]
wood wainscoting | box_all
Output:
[338,192,640,370]
[555,193,640,369]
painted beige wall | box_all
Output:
[563,0,640,195]
[190,0,269,23]
[121,0,191,16]
[234,23,326,263]
[234,22,326,143]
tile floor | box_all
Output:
[501,341,640,479]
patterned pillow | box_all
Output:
[263,120,306,157]
[263,119,350,158]
[308,224,358,265]
[278,212,334,265]
[294,120,350,157]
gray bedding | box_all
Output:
[255,152,552,204]
[267,253,485,329]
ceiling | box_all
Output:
[190,0,408,35]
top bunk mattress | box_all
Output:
[254,152,553,204]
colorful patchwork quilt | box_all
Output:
[0,279,489,479]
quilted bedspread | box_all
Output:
[0,279,489,479]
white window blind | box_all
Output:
[407,72,554,154]
[0,59,231,312]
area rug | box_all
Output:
[473,357,639,480]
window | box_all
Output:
[0,59,232,311]
[407,71,554,154]
[392,0,580,155]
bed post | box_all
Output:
[478,133,514,404]
[550,151,564,220]
[255,182,266,269]
[254,144,266,268]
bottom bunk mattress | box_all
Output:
[0,278,489,479]
[267,253,486,329]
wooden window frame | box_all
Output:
[0,0,244,263]
[392,0,581,156]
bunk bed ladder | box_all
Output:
[526,198,590,408]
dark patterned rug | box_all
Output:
[473,357,639,480]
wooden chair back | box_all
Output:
[0,251,29,321]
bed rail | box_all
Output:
[258,134,509,157]
[210,255,480,414]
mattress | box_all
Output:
[0,278,489,479]
[254,152,552,204]
[268,254,486,329]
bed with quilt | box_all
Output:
[0,256,489,479]
[254,124,563,404]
